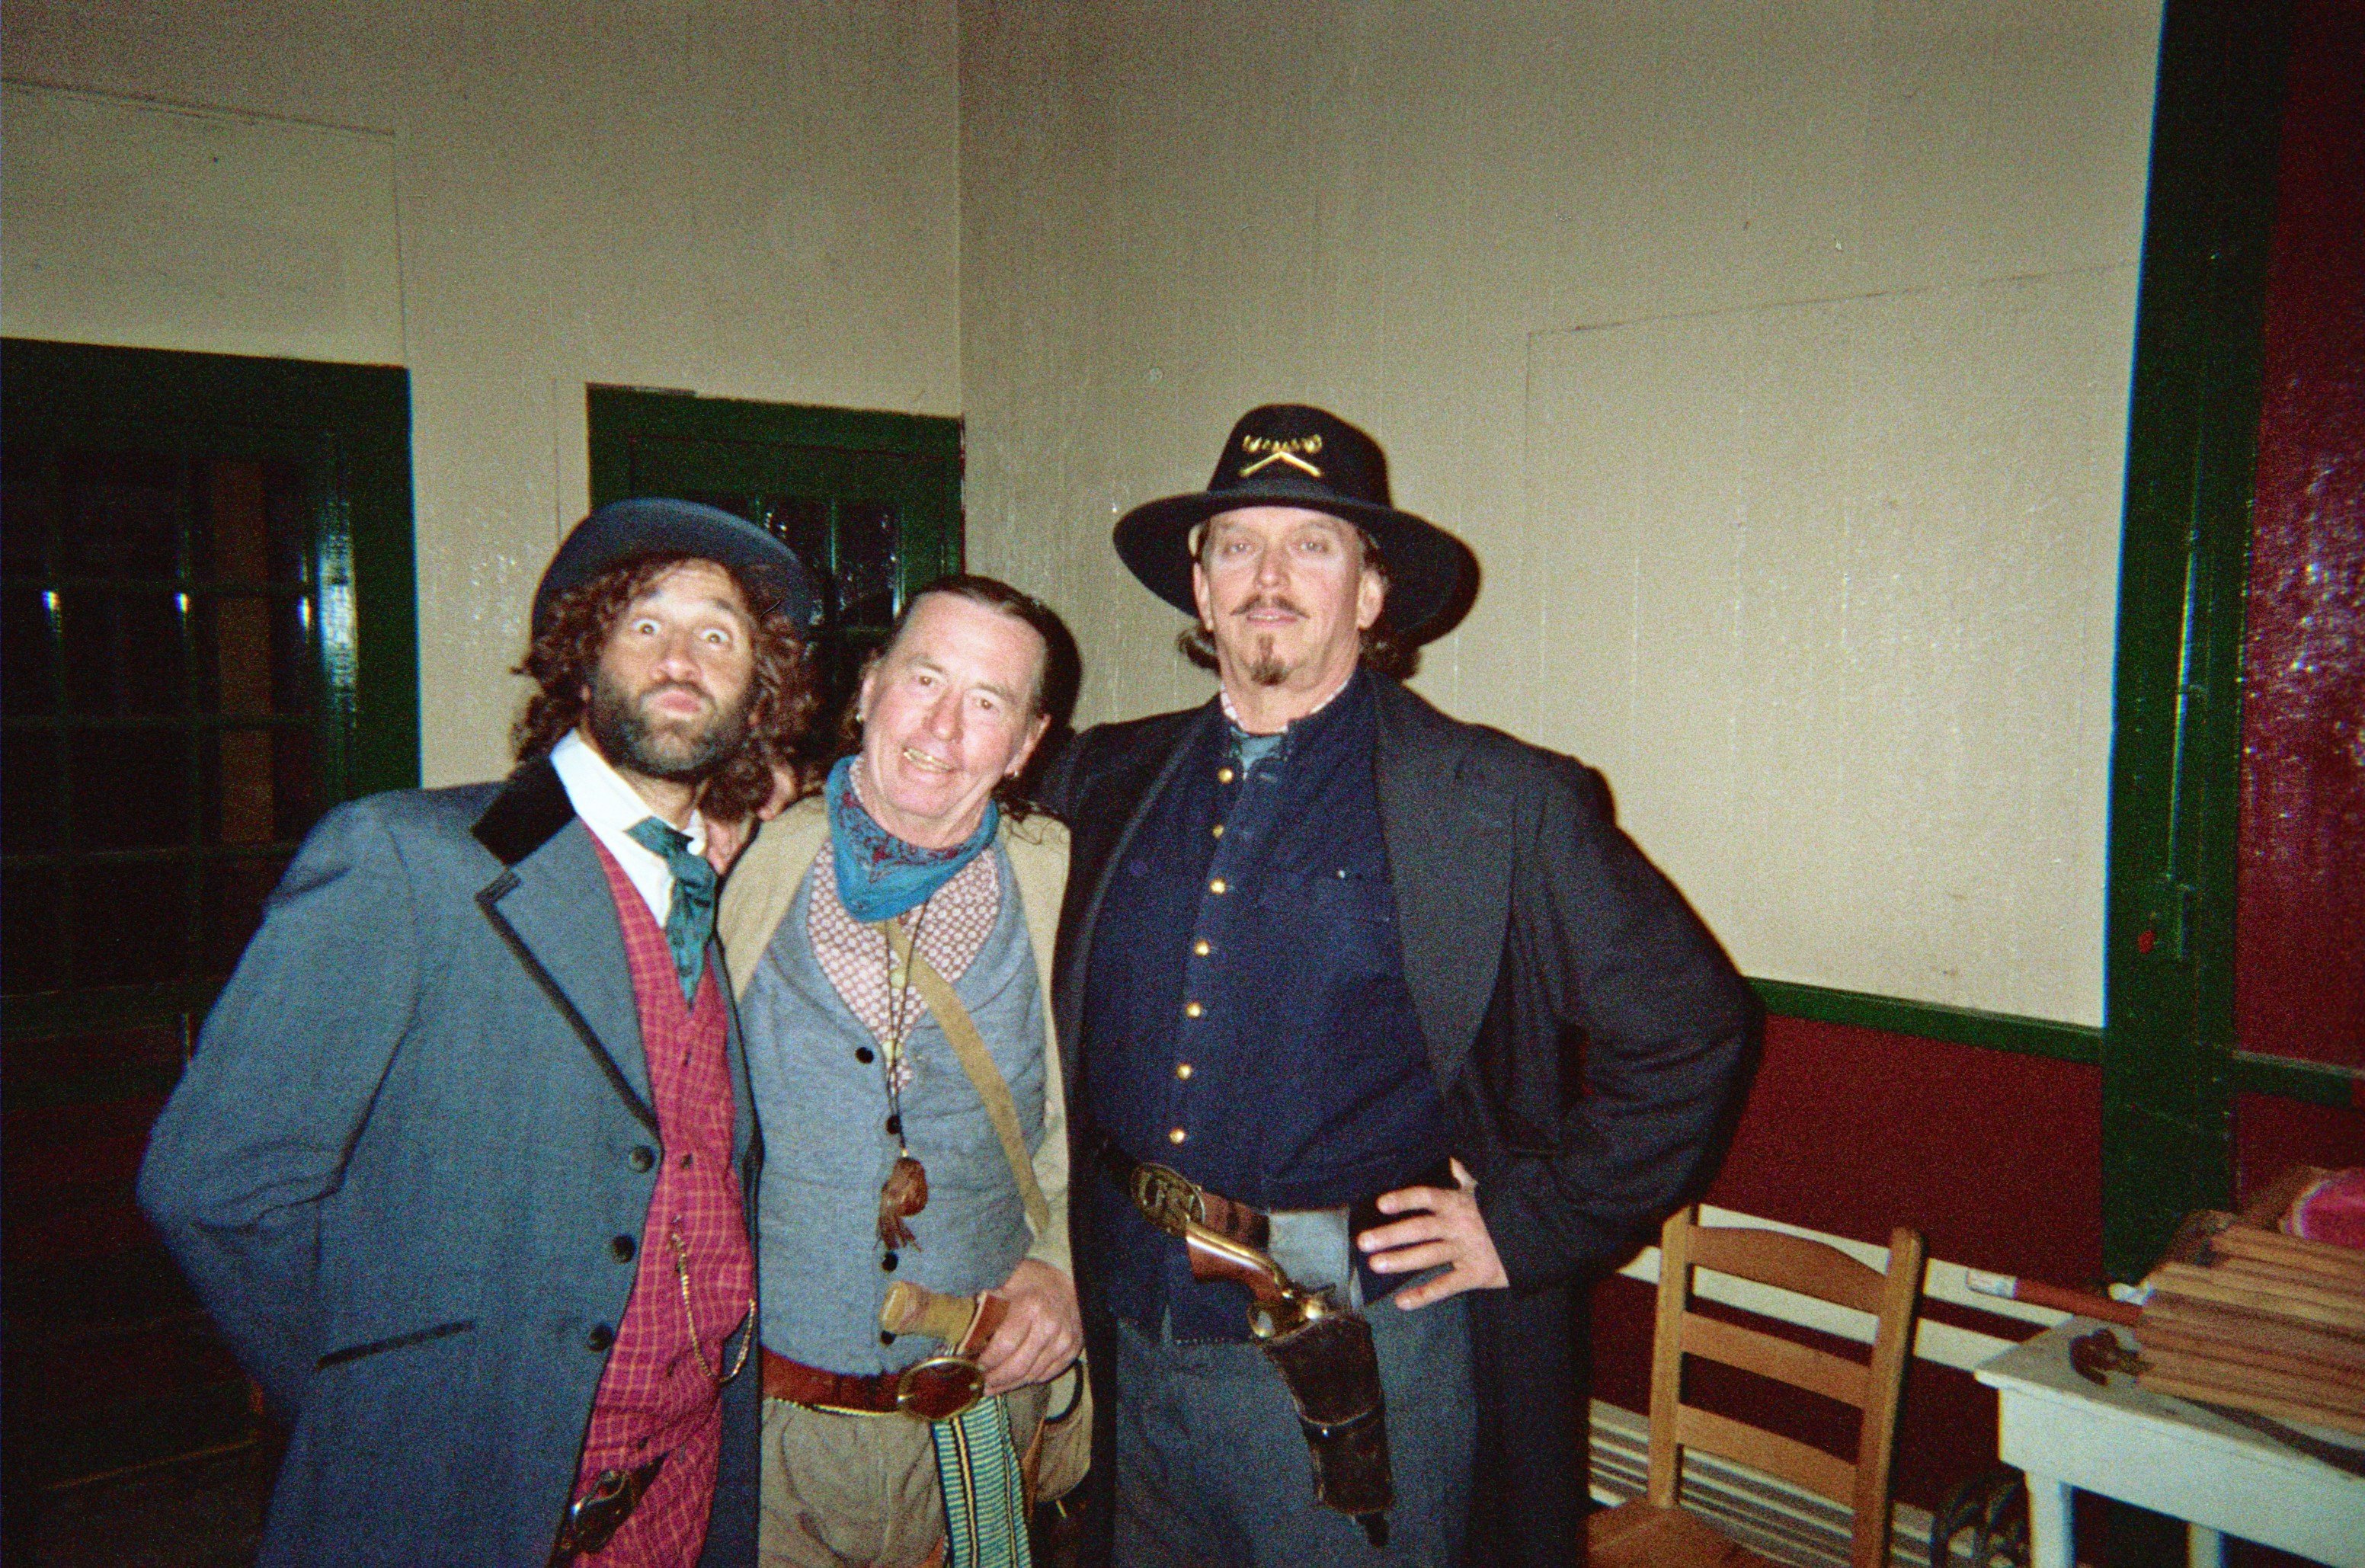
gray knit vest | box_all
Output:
[742,841,1047,1374]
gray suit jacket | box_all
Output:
[138,758,761,1567]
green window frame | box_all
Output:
[1,338,418,1039]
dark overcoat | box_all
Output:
[1040,675,1755,1567]
[137,759,761,1566]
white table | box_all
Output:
[1976,1320,2365,1568]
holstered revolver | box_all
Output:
[1130,1162,1394,1545]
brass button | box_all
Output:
[1211,824,1224,838]
[1176,1062,1194,1080]
[1167,1128,1188,1145]
[1192,939,1211,957]
[626,1145,656,1173]
[1208,878,1227,895]
[1183,1000,1204,1019]
[1217,766,1235,784]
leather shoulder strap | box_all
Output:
[878,920,1051,1235]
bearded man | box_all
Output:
[1041,405,1754,1566]
[140,498,820,1566]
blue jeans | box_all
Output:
[1112,1294,1477,1567]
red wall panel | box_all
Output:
[1589,1013,2104,1512]
[2234,0,2365,1070]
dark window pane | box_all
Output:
[208,594,275,717]
[262,464,313,586]
[678,490,759,525]
[274,727,322,840]
[836,503,901,628]
[59,451,183,579]
[210,728,277,846]
[758,497,835,613]
[2,584,59,714]
[193,456,308,585]
[1,862,66,992]
[202,857,287,975]
[269,595,316,716]
[69,729,194,850]
[74,862,190,987]
[59,590,187,716]
[2,459,55,574]
[2,732,63,856]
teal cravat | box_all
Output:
[626,817,717,1003]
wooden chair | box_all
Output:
[1589,1207,1926,1568]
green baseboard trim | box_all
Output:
[1749,978,2103,1065]
[2228,1051,2365,1109]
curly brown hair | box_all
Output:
[1174,524,1416,679]
[511,553,821,820]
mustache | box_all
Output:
[1231,594,1308,620]
[636,678,712,709]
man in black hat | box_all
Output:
[1041,406,1754,1565]
[141,499,820,1566]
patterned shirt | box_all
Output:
[568,840,755,1566]
[805,843,1001,1044]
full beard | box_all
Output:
[586,670,750,782]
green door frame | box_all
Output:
[2095,0,2365,1278]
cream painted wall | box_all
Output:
[958,1,2162,1026]
[2,0,961,787]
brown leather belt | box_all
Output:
[761,1292,1006,1422]
[763,1349,911,1413]
[1090,1131,1454,1250]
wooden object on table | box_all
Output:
[2133,1207,2365,1435]
[1589,1206,1925,1568]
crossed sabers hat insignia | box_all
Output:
[1237,434,1324,479]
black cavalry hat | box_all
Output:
[1113,403,1476,641]
[532,497,819,636]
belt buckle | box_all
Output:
[1130,1161,1207,1238]
[894,1355,987,1422]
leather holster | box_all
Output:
[1259,1307,1393,1535]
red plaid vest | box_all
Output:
[567,838,754,1566]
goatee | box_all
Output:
[587,670,748,782]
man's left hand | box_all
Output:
[977,1259,1082,1394]
[1356,1157,1509,1309]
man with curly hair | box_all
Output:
[140,498,821,1566]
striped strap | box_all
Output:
[930,1394,1032,1568]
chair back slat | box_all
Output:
[1679,1310,1872,1407]
[1674,1403,1858,1506]
[1640,1208,1925,1568]
[1685,1223,1888,1314]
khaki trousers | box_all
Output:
[757,1384,1049,1568]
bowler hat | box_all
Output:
[1113,404,1475,641]
[533,498,818,636]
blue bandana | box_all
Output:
[827,755,1000,922]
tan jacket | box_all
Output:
[716,795,1072,1278]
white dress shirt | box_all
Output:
[548,729,707,927]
